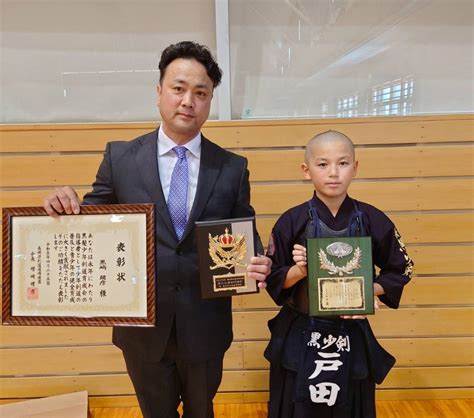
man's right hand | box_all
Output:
[43,186,81,218]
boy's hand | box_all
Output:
[282,244,308,289]
[292,244,308,277]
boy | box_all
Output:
[264,130,413,418]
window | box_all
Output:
[337,95,358,117]
[372,77,414,116]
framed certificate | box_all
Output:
[195,217,259,298]
[2,204,156,326]
[307,237,374,316]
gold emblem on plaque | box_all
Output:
[318,243,362,276]
[208,228,247,270]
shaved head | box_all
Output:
[305,130,355,163]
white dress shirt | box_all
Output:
[157,128,201,219]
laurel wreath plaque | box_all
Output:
[307,237,374,316]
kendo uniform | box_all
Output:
[264,194,413,418]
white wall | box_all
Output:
[0,0,217,123]
[1,0,472,123]
[229,0,473,118]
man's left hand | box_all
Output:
[247,255,272,289]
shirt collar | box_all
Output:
[157,127,201,158]
[311,192,354,222]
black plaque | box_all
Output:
[195,217,259,298]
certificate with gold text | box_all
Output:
[2,205,155,326]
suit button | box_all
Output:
[176,249,183,255]
[175,285,181,291]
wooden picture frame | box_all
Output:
[2,204,155,326]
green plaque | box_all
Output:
[307,237,374,316]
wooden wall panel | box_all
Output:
[1,304,472,348]
[1,115,472,152]
[0,155,101,187]
[38,388,474,407]
[0,345,125,375]
[242,337,474,369]
[375,388,474,401]
[0,126,151,153]
[251,180,473,214]
[0,115,472,404]
[1,367,472,398]
[380,367,474,389]
[232,308,473,340]
[2,145,472,186]
[0,188,91,209]
[410,245,473,275]
[244,145,474,180]
[401,276,474,305]
[0,375,135,398]
[237,276,474,308]
[257,213,474,246]
[0,181,472,213]
[69,388,474,407]
[0,325,112,348]
[11,209,472,255]
[1,208,471,255]
[0,342,244,375]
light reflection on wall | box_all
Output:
[229,0,473,119]
[1,0,217,123]
[1,0,472,122]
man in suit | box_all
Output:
[43,41,271,418]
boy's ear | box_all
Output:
[353,160,359,176]
[302,162,310,180]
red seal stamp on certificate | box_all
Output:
[27,287,39,300]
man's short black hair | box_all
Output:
[159,41,222,88]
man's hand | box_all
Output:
[43,186,81,218]
[247,255,272,289]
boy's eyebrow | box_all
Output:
[313,155,352,160]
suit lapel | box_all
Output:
[135,129,176,238]
[181,136,222,240]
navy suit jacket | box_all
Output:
[83,128,257,362]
